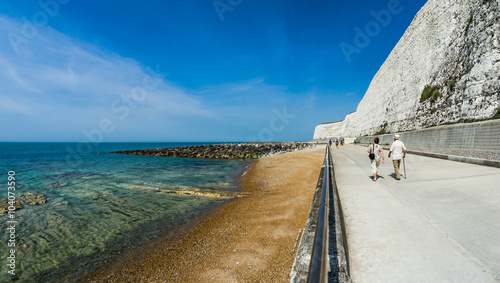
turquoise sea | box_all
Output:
[0,142,249,282]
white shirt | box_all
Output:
[390,140,406,160]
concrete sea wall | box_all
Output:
[355,119,500,152]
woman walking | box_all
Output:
[368,137,385,181]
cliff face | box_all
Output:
[315,0,500,139]
[313,121,345,140]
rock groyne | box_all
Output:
[112,142,313,159]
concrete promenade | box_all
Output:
[331,144,500,282]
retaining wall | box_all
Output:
[355,119,500,152]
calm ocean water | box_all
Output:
[0,142,249,282]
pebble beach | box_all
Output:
[83,146,325,282]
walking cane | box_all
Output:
[403,157,407,179]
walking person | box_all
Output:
[335,138,339,149]
[368,137,385,181]
[329,139,332,147]
[388,134,407,180]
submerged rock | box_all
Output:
[18,192,46,205]
[0,192,47,213]
[0,199,23,213]
[56,172,108,180]
[159,188,250,198]
[89,194,107,202]
[49,182,68,188]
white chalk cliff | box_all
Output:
[314,0,500,140]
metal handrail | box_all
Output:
[307,146,332,283]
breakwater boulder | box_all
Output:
[112,142,312,159]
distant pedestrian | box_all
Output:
[335,139,339,148]
[368,137,385,181]
[329,139,332,147]
[388,134,407,180]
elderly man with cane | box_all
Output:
[388,134,407,180]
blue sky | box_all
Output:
[0,0,427,142]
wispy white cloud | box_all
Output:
[226,78,266,93]
[0,95,32,115]
[305,91,316,108]
[0,15,213,141]
[0,15,313,142]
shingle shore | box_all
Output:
[82,146,326,282]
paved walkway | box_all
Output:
[331,144,500,282]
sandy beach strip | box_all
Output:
[84,145,325,283]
